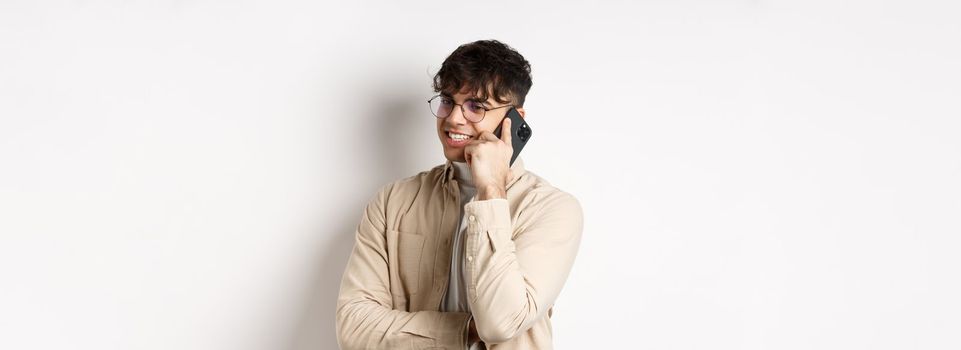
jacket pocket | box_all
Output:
[390,230,426,295]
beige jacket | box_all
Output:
[335,158,584,349]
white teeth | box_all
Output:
[448,132,470,141]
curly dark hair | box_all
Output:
[432,40,533,107]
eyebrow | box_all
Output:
[441,93,491,106]
[466,97,489,105]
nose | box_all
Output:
[446,104,468,125]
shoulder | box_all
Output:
[512,170,583,219]
[368,163,447,205]
[505,170,583,242]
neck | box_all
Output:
[452,161,473,187]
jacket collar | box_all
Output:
[443,156,527,189]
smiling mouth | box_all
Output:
[444,131,473,148]
[447,131,472,141]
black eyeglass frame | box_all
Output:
[427,94,513,123]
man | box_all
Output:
[335,39,583,349]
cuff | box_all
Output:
[464,198,511,232]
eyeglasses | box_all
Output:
[428,94,513,123]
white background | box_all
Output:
[1,1,959,349]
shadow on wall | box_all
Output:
[285,80,429,350]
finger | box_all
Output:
[500,117,512,145]
[477,131,498,142]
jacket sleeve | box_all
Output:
[335,184,472,349]
[463,191,584,345]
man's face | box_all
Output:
[436,88,524,163]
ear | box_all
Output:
[515,107,526,118]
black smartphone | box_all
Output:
[492,107,532,166]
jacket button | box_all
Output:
[468,215,475,221]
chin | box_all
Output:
[443,149,466,162]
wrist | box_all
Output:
[477,185,506,200]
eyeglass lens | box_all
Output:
[430,96,486,122]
